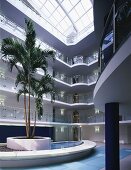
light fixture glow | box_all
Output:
[95,126,100,133]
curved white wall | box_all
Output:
[94,36,131,112]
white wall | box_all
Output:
[119,124,131,144]
[54,126,73,141]
[81,125,105,142]
[81,124,131,144]
[54,108,71,123]
[127,125,131,143]
[41,102,53,122]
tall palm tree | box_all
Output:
[33,74,55,118]
[1,19,55,138]
[31,74,55,137]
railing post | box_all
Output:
[113,1,116,53]
[98,47,102,74]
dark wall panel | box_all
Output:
[0,125,54,143]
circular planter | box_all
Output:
[7,136,51,151]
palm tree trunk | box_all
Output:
[31,111,36,138]
[28,77,31,138]
[24,93,28,137]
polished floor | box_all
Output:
[0,144,131,170]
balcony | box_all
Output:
[56,52,98,67]
[86,113,131,124]
[54,72,98,86]
[98,0,131,74]
[94,0,131,112]
[0,105,72,125]
[55,92,93,106]
[0,13,98,70]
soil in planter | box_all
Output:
[0,145,24,152]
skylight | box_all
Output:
[7,0,94,45]
[26,0,94,45]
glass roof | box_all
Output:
[26,0,94,45]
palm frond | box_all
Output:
[25,19,36,51]
[16,88,28,102]
[1,38,27,73]
[15,71,28,87]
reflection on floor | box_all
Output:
[1,145,131,170]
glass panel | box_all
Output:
[81,0,92,11]
[81,13,91,27]
[49,16,58,26]
[56,24,64,33]
[41,6,51,18]
[34,0,44,8]
[58,0,64,3]
[75,2,85,17]
[39,0,46,4]
[59,19,69,31]
[49,0,58,8]
[63,26,72,36]
[69,9,79,22]
[75,20,84,32]
[62,0,73,12]
[69,0,80,6]
[57,6,66,18]
[64,16,72,27]
[24,0,94,44]
[87,8,94,21]
[45,1,55,12]
[53,9,63,22]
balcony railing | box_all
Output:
[86,113,131,123]
[54,73,71,84]
[87,113,105,123]
[0,105,54,122]
[56,52,98,66]
[0,13,98,70]
[54,72,98,85]
[99,0,131,74]
[55,92,93,104]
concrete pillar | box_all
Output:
[105,102,119,170]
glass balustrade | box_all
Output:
[55,92,93,104]
[53,116,71,123]
[54,73,72,84]
[87,74,98,84]
[0,68,98,91]
[0,105,26,120]
[0,105,71,123]
[54,72,98,85]
[0,13,98,68]
[1,104,131,123]
[87,52,98,64]
[87,113,105,123]
[55,53,70,64]
[56,52,98,66]
[0,74,94,105]
[86,112,131,123]
[98,0,131,74]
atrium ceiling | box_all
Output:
[0,0,98,57]
[1,0,114,57]
[24,0,94,45]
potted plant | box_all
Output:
[1,19,55,150]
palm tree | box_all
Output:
[33,74,55,118]
[1,19,55,138]
[31,74,55,137]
